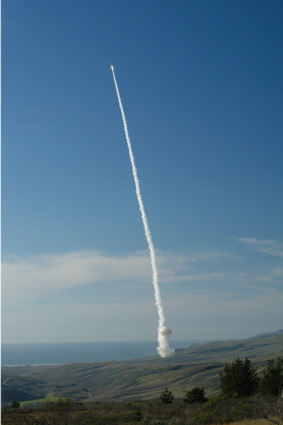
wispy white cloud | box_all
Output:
[2,250,152,305]
[2,249,236,306]
[256,267,283,284]
[185,251,239,264]
[161,272,225,284]
[236,237,283,258]
[2,244,281,305]
[2,243,283,343]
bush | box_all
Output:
[135,407,143,422]
[192,394,258,425]
[183,387,208,404]
[11,398,20,409]
[160,387,174,404]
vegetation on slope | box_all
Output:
[2,331,283,405]
[2,351,283,425]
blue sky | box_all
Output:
[2,0,283,344]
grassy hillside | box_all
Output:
[2,331,283,405]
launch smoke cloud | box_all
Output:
[111,66,174,358]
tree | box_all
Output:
[220,357,259,397]
[11,398,20,408]
[160,387,174,404]
[260,358,283,396]
[183,387,208,404]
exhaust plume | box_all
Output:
[111,65,174,357]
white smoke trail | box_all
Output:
[111,65,174,357]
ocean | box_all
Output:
[1,340,204,366]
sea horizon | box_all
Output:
[1,340,208,366]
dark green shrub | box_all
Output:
[160,387,174,404]
[183,387,208,404]
[11,398,20,409]
[135,407,143,422]
[192,394,259,425]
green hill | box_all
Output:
[2,331,283,405]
